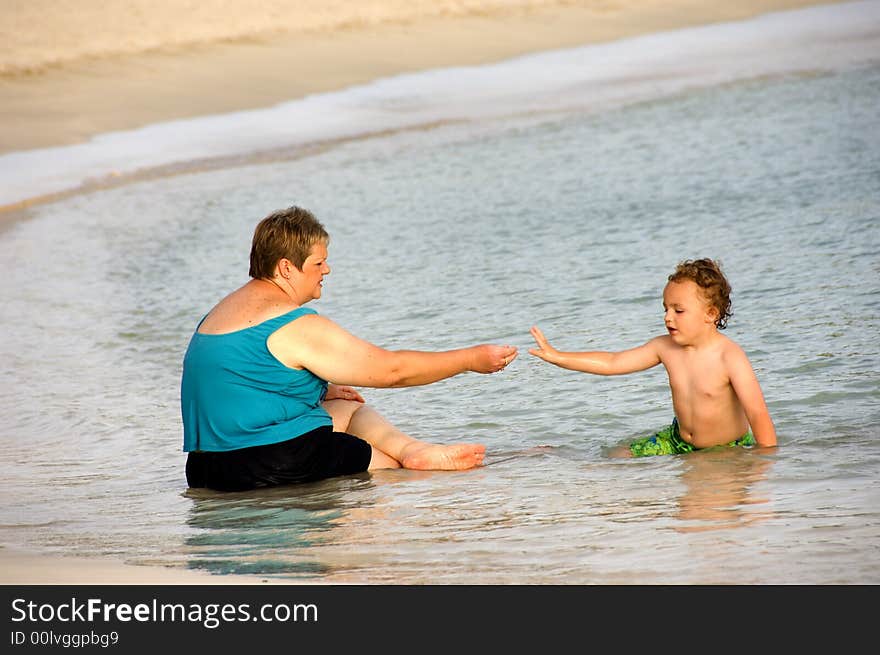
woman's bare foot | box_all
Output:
[399,442,486,470]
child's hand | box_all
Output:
[528,326,557,362]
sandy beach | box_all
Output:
[1,0,841,155]
[1,0,850,585]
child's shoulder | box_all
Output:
[716,331,744,349]
[716,332,752,362]
[649,334,675,349]
[650,334,683,358]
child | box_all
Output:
[529,258,777,457]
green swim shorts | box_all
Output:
[629,418,755,457]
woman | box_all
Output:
[181,206,518,491]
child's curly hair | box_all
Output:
[668,258,732,329]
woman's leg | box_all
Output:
[322,399,399,469]
[322,399,485,471]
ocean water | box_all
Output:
[1,2,878,584]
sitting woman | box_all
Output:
[181,205,518,491]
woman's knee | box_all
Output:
[368,446,401,470]
[322,398,366,432]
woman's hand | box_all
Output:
[325,384,365,403]
[470,344,519,374]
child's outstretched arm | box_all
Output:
[529,326,662,375]
[725,344,778,447]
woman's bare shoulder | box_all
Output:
[199,282,298,334]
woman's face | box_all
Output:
[297,241,331,302]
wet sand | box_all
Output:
[0,547,287,585]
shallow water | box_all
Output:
[1,7,879,584]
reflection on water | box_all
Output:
[674,450,775,533]
[184,474,377,577]
[180,445,781,583]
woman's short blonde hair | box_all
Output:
[249,206,329,279]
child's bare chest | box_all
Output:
[664,350,730,399]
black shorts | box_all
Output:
[185,425,372,492]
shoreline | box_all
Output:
[0,547,291,586]
[1,0,840,155]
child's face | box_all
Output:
[662,280,718,344]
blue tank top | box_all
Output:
[180,307,331,452]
